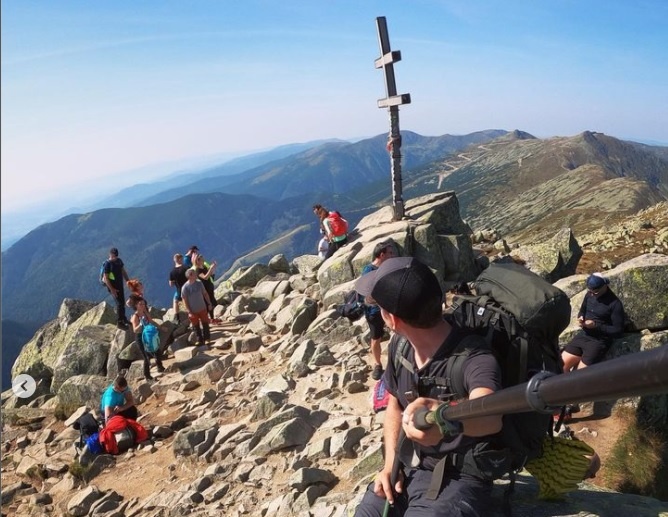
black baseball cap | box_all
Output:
[355,256,443,320]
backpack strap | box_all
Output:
[444,334,491,399]
[393,336,452,392]
[394,336,413,374]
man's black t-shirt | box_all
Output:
[169,265,188,290]
[104,258,125,289]
[383,326,501,469]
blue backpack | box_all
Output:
[86,433,103,455]
[99,260,109,286]
[141,319,160,354]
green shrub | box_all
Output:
[67,461,90,483]
[25,464,48,481]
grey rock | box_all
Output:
[67,485,103,516]
[289,467,337,491]
[251,417,315,456]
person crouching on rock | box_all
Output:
[101,373,138,424]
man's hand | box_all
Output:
[582,319,597,329]
[403,397,448,446]
[372,467,402,504]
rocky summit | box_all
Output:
[3,193,668,517]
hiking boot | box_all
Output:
[371,364,384,381]
[157,365,165,373]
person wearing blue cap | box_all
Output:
[560,273,625,415]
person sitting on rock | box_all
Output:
[352,257,502,517]
[100,372,138,424]
[560,272,625,415]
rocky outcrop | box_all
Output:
[560,253,668,335]
[513,227,583,282]
[318,192,477,302]
[11,301,117,387]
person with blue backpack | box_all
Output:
[128,294,165,381]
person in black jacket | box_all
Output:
[103,247,131,329]
[562,273,625,373]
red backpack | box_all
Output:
[328,212,348,238]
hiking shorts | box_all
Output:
[365,311,385,340]
[173,287,183,302]
[563,333,609,366]
[187,309,210,326]
[354,467,493,517]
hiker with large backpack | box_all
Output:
[353,257,503,517]
[102,247,131,330]
[314,205,349,259]
[128,294,165,381]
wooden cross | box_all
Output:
[375,16,411,221]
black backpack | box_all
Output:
[336,290,365,322]
[72,411,102,449]
[394,263,571,511]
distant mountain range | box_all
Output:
[2,128,667,388]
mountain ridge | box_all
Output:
[2,130,667,388]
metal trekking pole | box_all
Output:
[383,428,405,517]
[415,345,668,426]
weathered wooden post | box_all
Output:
[375,16,411,221]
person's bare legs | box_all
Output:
[561,350,584,415]
[561,350,581,373]
[370,337,382,368]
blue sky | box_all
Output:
[2,0,667,214]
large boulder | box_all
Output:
[12,301,116,384]
[51,325,116,392]
[56,375,109,414]
[57,299,99,331]
[317,192,477,301]
[562,254,668,334]
[513,228,583,282]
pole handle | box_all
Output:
[413,408,434,430]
